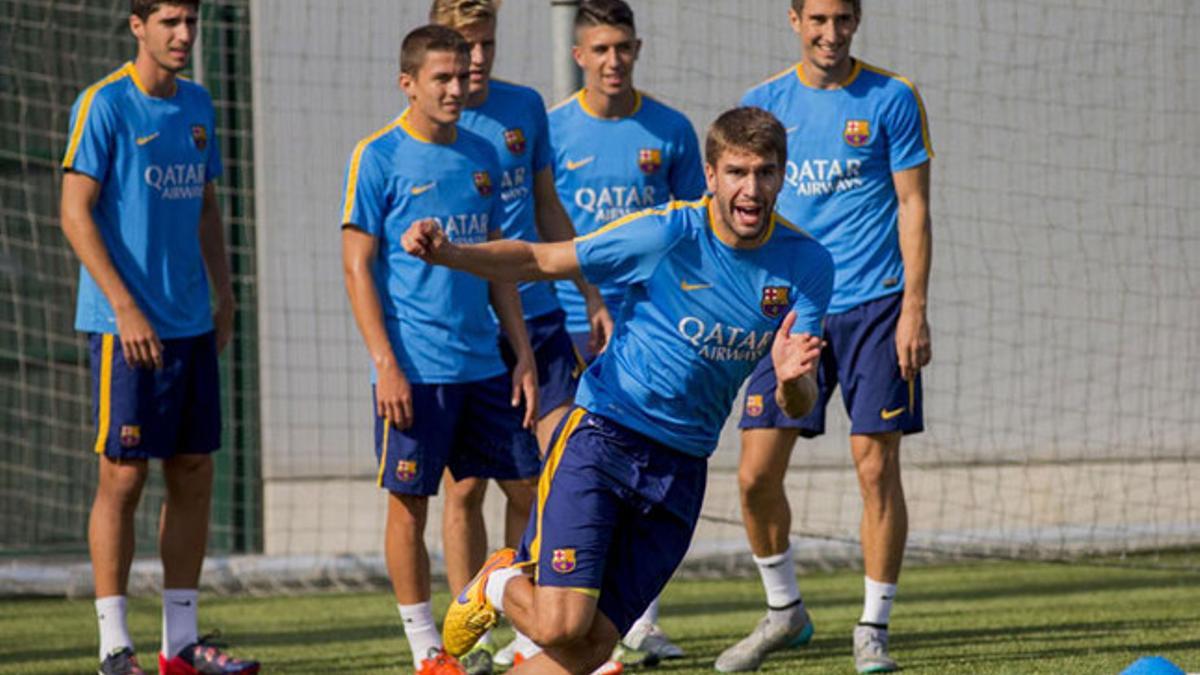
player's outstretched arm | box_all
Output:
[60,171,163,369]
[342,226,413,429]
[199,182,236,353]
[487,233,539,429]
[771,310,823,419]
[894,161,932,381]
[402,218,580,282]
[531,167,613,354]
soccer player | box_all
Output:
[716,1,933,673]
[547,0,708,657]
[59,2,258,674]
[408,106,834,675]
[340,24,540,672]
[427,1,613,670]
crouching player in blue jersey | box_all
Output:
[719,1,934,673]
[429,1,614,671]
[60,2,258,674]
[405,107,835,675]
[340,25,540,672]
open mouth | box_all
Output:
[733,203,764,227]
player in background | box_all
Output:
[716,1,933,672]
[340,24,540,673]
[418,106,833,675]
[59,2,259,674]
[546,0,707,659]
[428,1,613,671]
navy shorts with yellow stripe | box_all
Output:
[373,373,541,495]
[499,309,585,421]
[88,332,221,459]
[515,408,706,636]
[739,292,924,437]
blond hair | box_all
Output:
[429,0,498,29]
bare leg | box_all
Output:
[159,454,214,589]
[385,492,430,603]
[497,477,537,549]
[502,578,618,675]
[90,457,149,597]
[738,428,801,557]
[536,404,572,457]
[442,471,488,596]
[850,432,906,583]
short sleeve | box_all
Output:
[669,119,706,201]
[341,143,386,236]
[788,242,834,337]
[575,209,684,287]
[205,118,224,183]
[530,95,553,174]
[886,83,933,173]
[62,90,115,183]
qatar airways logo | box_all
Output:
[574,185,658,223]
[786,158,864,197]
[500,166,528,203]
[677,316,775,362]
[144,162,206,200]
[437,212,490,243]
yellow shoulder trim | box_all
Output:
[548,89,583,113]
[755,63,800,89]
[62,64,133,169]
[858,62,935,158]
[340,116,404,224]
[797,59,862,89]
[774,213,815,239]
[575,197,707,243]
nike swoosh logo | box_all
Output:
[136,132,160,146]
[880,407,906,420]
[169,600,193,606]
[680,280,712,292]
[565,156,595,171]
[785,126,799,134]
[456,555,507,605]
[411,182,436,195]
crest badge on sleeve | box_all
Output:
[503,128,526,154]
[843,119,870,147]
[551,548,577,574]
[637,148,662,174]
[761,286,790,319]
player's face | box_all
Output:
[573,24,640,97]
[401,50,469,127]
[705,147,784,243]
[130,3,198,73]
[790,0,859,72]
[456,20,497,101]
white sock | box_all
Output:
[161,589,199,658]
[512,629,541,658]
[399,601,441,668]
[859,577,897,626]
[484,566,522,614]
[96,595,133,660]
[754,548,803,611]
[635,596,660,628]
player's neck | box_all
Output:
[800,57,855,90]
[405,108,457,144]
[132,53,179,98]
[582,86,637,119]
[466,82,490,108]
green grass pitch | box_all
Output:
[4,559,1198,673]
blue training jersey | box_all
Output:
[63,62,223,338]
[741,60,933,314]
[574,197,834,457]
[549,90,706,334]
[459,79,559,321]
[341,109,506,384]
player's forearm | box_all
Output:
[489,282,534,363]
[60,201,138,313]
[776,372,818,419]
[198,184,235,306]
[895,165,932,312]
[439,239,579,283]
[343,261,401,372]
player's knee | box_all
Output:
[443,478,487,512]
[498,478,536,513]
[854,443,901,490]
[738,465,783,507]
[529,609,593,648]
[97,459,149,504]
[163,455,214,503]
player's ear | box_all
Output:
[787,7,802,36]
[632,38,642,61]
[129,14,145,41]
[398,71,413,95]
[571,43,584,68]
[704,161,718,194]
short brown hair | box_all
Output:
[575,0,635,33]
[429,0,497,30]
[131,0,199,21]
[791,0,861,18]
[400,24,470,76]
[705,107,788,168]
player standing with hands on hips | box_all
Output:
[718,1,934,673]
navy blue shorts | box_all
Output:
[373,373,541,495]
[88,332,221,459]
[515,408,706,636]
[739,293,924,437]
[499,309,586,420]
[568,331,599,366]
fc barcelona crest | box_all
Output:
[745,394,764,417]
[761,286,790,319]
[191,124,207,150]
[473,170,493,196]
[395,460,418,483]
[119,424,141,448]
[551,548,577,574]
[503,128,526,154]
[843,119,870,147]
[637,148,662,174]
